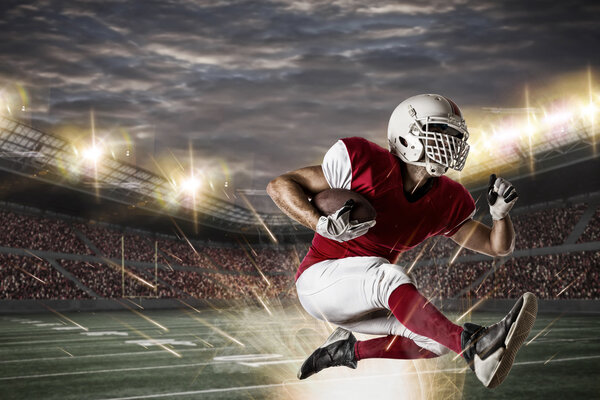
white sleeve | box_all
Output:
[321,140,352,190]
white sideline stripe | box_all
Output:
[1,325,594,347]
[0,362,214,381]
[0,327,306,346]
[2,354,599,383]
[0,346,236,364]
[238,358,305,367]
[95,354,600,400]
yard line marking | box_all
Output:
[82,331,129,337]
[93,354,600,400]
[238,358,304,367]
[126,339,196,347]
[1,325,592,348]
[2,354,599,383]
[213,354,281,362]
[0,346,236,364]
[0,326,308,346]
[508,355,600,366]
[0,362,215,381]
[529,337,599,344]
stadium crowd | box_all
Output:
[0,254,88,299]
[476,251,599,299]
[0,211,91,255]
[156,268,294,299]
[410,260,493,299]
[512,203,587,249]
[578,206,600,243]
[157,238,214,268]
[0,204,597,301]
[76,223,167,263]
[158,269,223,299]
[60,259,174,298]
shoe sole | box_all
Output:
[487,292,538,388]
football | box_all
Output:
[311,188,377,223]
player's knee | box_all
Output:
[415,339,450,356]
[375,264,415,306]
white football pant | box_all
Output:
[296,256,450,356]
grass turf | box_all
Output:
[0,305,598,399]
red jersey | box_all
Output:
[296,137,475,280]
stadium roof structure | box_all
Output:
[0,111,597,235]
[447,115,598,185]
[0,115,304,235]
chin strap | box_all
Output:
[425,158,447,177]
[403,157,447,177]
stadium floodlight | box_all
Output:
[81,145,102,163]
[180,175,201,194]
[543,110,573,127]
[580,102,597,120]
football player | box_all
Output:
[267,94,537,389]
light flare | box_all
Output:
[556,273,585,297]
[177,301,245,347]
[103,259,156,290]
[40,304,88,331]
[57,347,74,357]
[14,266,46,285]
[385,335,398,351]
[544,353,559,365]
[110,316,180,358]
[456,290,494,322]
[526,315,563,346]
[114,299,168,332]
[239,193,278,244]
[82,145,102,162]
[237,238,270,286]
[254,293,273,316]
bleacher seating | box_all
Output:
[0,202,597,301]
[0,254,89,299]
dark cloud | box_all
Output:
[0,0,598,211]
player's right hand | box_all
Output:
[487,174,518,220]
[315,199,376,242]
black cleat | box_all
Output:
[461,292,538,388]
[297,327,357,380]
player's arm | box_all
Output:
[266,166,329,230]
[450,217,515,257]
[450,174,518,257]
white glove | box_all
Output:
[315,199,376,242]
[487,174,518,220]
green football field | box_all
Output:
[1,303,599,400]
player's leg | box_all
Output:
[296,257,442,379]
[385,282,538,388]
[460,293,537,388]
[386,283,463,354]
[295,257,410,326]
[338,312,450,358]
[296,258,537,387]
[297,257,463,354]
[355,335,439,361]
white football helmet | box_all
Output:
[387,94,470,177]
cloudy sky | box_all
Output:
[0,0,598,210]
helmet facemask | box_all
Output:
[400,108,470,176]
[387,94,471,177]
[416,119,470,171]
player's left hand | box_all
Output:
[487,174,518,220]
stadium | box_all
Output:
[1,2,599,400]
